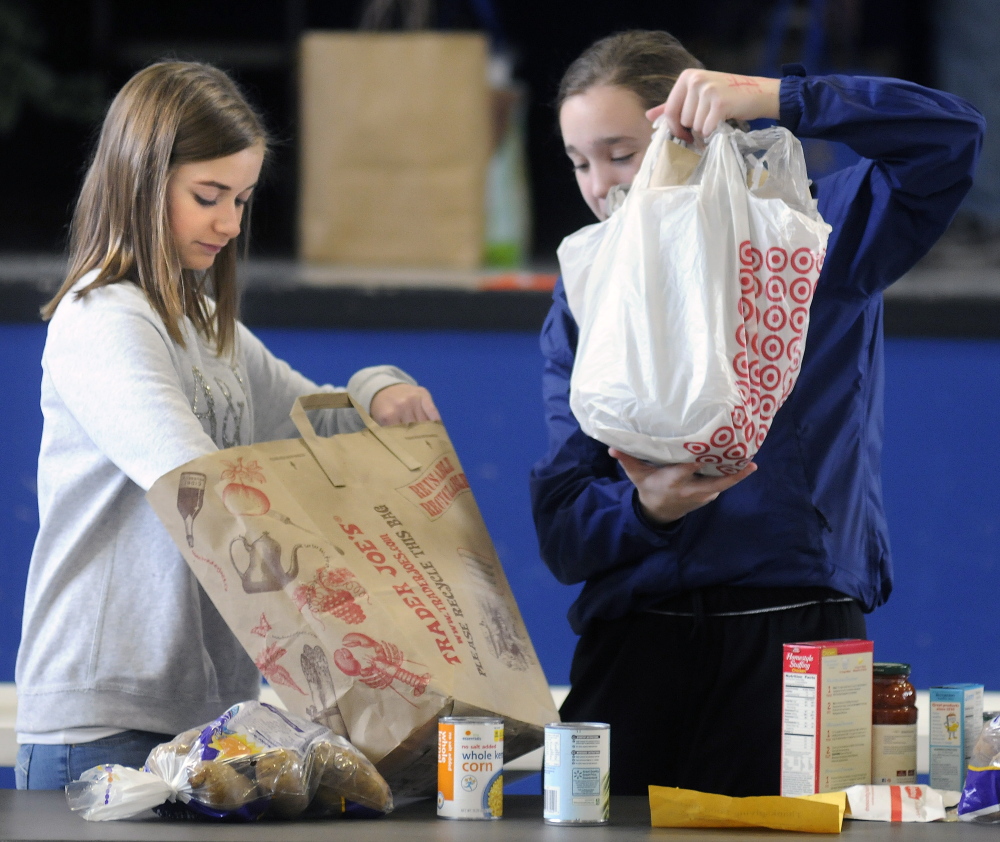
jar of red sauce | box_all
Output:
[872,662,917,784]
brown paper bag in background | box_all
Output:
[298,31,491,269]
[147,393,557,797]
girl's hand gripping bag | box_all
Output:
[558,120,832,474]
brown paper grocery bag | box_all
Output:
[147,393,557,797]
[297,31,491,269]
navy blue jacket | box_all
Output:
[530,73,984,635]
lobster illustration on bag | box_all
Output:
[333,633,432,701]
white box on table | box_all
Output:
[929,683,983,792]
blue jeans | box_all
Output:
[15,730,174,790]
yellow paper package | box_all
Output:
[649,785,846,834]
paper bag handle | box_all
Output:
[290,392,423,479]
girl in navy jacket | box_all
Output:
[531,30,984,796]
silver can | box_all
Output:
[543,722,610,825]
[437,716,504,820]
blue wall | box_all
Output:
[2,325,998,693]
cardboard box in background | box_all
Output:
[781,639,873,796]
[298,31,491,269]
[929,683,984,791]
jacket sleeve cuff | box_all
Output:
[778,71,806,133]
[630,488,684,542]
[347,365,417,413]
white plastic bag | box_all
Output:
[559,121,832,474]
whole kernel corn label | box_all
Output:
[437,717,503,820]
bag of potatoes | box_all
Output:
[65,701,392,821]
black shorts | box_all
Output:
[558,586,867,797]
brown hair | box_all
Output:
[42,60,270,356]
[557,30,704,113]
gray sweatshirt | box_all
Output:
[15,273,414,740]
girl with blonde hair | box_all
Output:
[16,60,437,788]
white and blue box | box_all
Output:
[929,683,984,792]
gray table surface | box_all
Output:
[0,792,996,842]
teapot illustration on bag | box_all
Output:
[229,531,299,593]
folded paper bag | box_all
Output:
[649,786,845,833]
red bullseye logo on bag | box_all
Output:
[682,240,823,476]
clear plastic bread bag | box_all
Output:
[559,120,831,474]
[65,700,393,821]
[957,713,1000,822]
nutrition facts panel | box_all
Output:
[782,672,818,792]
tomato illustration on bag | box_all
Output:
[220,457,270,516]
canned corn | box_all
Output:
[543,722,610,825]
[437,716,504,820]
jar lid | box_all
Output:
[873,662,911,676]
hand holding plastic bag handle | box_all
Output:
[562,90,831,475]
[647,69,781,145]
[611,448,757,526]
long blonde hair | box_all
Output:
[42,61,269,355]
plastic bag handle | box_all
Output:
[631,119,703,195]
[289,393,422,487]
[632,118,671,191]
